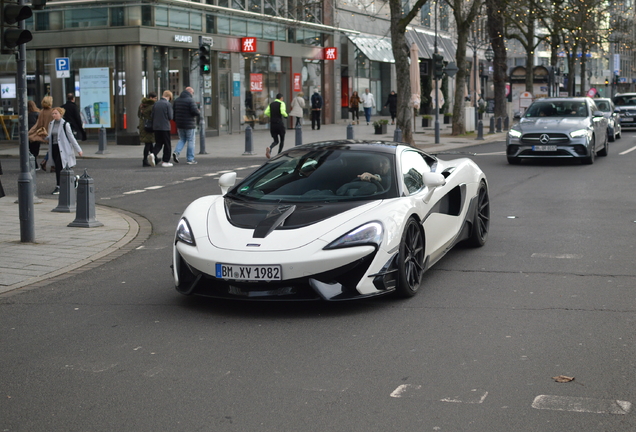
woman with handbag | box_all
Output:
[349,91,361,124]
[288,92,305,127]
[47,107,83,195]
[138,92,157,167]
[28,96,54,171]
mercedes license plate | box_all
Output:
[622,117,632,122]
[216,263,282,281]
[532,145,557,151]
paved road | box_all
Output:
[0,130,635,431]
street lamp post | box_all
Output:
[434,1,440,144]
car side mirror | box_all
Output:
[592,111,604,118]
[614,108,621,113]
[422,172,446,204]
[513,112,521,119]
[219,172,237,195]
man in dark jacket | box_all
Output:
[138,92,157,167]
[148,90,174,167]
[172,87,200,164]
[310,90,323,130]
[61,93,86,141]
[264,93,288,159]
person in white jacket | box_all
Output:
[48,107,83,195]
[361,88,376,124]
[288,92,305,127]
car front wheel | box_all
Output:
[396,218,425,297]
[466,182,490,247]
[582,135,596,164]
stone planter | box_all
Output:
[422,118,431,127]
[374,124,387,134]
[443,115,452,124]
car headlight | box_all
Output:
[324,222,383,250]
[569,129,588,138]
[175,218,196,246]
[508,129,522,138]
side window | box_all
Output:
[400,151,432,195]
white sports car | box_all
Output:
[173,141,489,301]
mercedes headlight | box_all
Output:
[324,222,383,250]
[508,129,522,138]
[570,129,588,138]
[176,218,196,246]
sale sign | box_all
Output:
[293,73,301,92]
[324,47,338,60]
[241,37,257,52]
[250,73,263,92]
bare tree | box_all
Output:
[486,0,508,120]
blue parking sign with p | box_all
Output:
[56,58,70,78]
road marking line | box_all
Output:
[390,384,421,398]
[477,151,506,156]
[440,389,489,404]
[532,395,632,414]
[184,177,202,181]
[619,145,636,155]
[145,186,164,190]
[531,253,582,259]
[123,190,146,195]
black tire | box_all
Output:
[582,135,596,164]
[598,133,609,156]
[396,218,425,297]
[507,156,521,165]
[608,129,616,142]
[466,182,490,247]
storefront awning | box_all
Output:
[405,28,456,62]
[347,33,395,63]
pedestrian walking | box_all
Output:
[28,96,54,171]
[349,91,361,124]
[384,90,397,124]
[61,93,86,141]
[361,88,375,125]
[289,92,305,127]
[47,107,83,195]
[27,100,40,162]
[172,87,201,165]
[138,91,157,167]
[264,93,288,159]
[148,90,174,167]
[310,89,323,130]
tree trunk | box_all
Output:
[486,0,508,119]
[388,0,413,144]
[525,19,535,93]
[452,28,469,135]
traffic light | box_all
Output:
[605,78,609,86]
[614,75,620,85]
[433,53,444,79]
[1,0,33,54]
[199,43,211,75]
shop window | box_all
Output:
[170,9,190,29]
[218,17,230,35]
[219,53,231,69]
[205,14,215,33]
[142,6,153,26]
[110,7,125,27]
[230,19,247,36]
[65,8,108,28]
[156,6,168,27]
[371,62,381,79]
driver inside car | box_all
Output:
[358,156,391,188]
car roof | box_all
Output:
[291,140,405,155]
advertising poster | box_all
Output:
[79,68,111,128]
[250,74,263,92]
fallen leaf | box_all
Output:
[552,375,575,383]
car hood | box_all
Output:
[207,197,383,251]
[514,117,590,133]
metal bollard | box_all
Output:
[52,165,76,213]
[393,127,402,143]
[243,125,255,155]
[496,117,502,133]
[346,123,354,140]
[68,169,103,228]
[96,126,108,154]
[476,120,484,140]
[198,107,208,154]
[489,116,495,134]
[29,153,42,203]
[504,116,509,131]
[294,123,302,146]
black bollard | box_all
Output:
[489,116,495,134]
[476,120,484,140]
[96,126,108,154]
[496,117,502,133]
[68,169,103,228]
[52,165,76,213]
[294,123,302,146]
[243,125,255,155]
[393,127,402,143]
[347,123,355,139]
[504,116,510,131]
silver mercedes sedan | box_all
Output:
[506,97,609,165]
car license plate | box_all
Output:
[622,117,632,122]
[532,145,557,151]
[216,263,282,281]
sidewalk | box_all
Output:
[0,120,505,295]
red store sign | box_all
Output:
[250,73,263,92]
[324,47,338,60]
[241,37,257,52]
[293,73,302,92]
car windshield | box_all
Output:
[595,101,611,112]
[613,95,636,106]
[525,101,588,118]
[228,149,398,203]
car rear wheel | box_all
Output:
[582,135,596,164]
[507,156,521,165]
[466,182,490,247]
[396,218,425,297]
